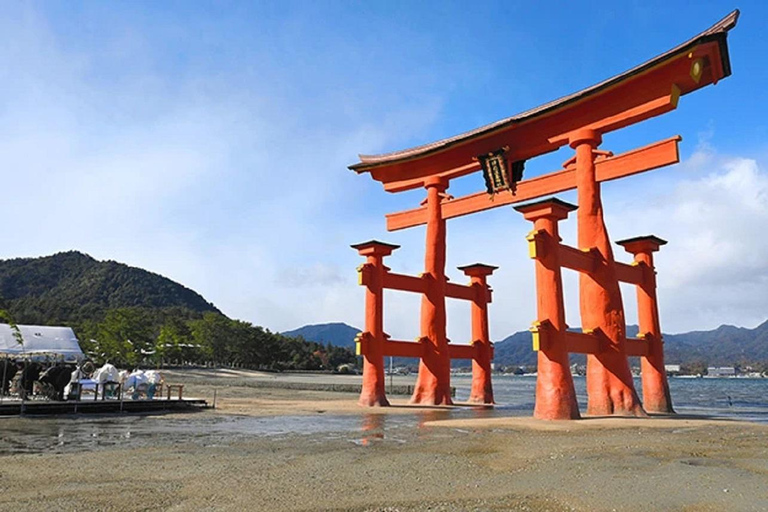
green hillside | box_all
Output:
[0,251,220,325]
[0,252,355,371]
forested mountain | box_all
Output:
[663,320,768,367]
[0,252,355,371]
[0,251,219,325]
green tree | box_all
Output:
[190,312,234,365]
[155,317,194,366]
[96,308,155,366]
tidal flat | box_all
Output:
[1,370,767,511]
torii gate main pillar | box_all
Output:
[570,129,645,416]
[411,176,452,405]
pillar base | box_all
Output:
[410,391,453,406]
[410,370,453,406]
[358,394,390,407]
[467,392,494,405]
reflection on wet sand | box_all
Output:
[416,409,451,429]
[1,402,523,455]
[470,405,495,419]
[357,408,477,445]
[359,413,385,445]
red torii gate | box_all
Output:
[353,240,495,406]
[350,11,738,417]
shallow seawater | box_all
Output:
[452,374,768,423]
[0,406,505,455]
[1,376,766,455]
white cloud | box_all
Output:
[605,149,768,333]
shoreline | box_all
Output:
[1,368,767,511]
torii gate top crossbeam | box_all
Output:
[348,10,738,193]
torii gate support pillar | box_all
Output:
[352,240,399,407]
[618,236,674,414]
[460,263,497,404]
[516,199,580,419]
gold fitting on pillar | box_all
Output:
[526,230,546,259]
[530,320,553,352]
[356,263,373,286]
[531,329,542,352]
[355,332,371,356]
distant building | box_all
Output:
[665,364,681,375]
[707,366,736,378]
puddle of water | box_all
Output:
[0,406,521,455]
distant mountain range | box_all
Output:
[285,320,768,367]
[0,251,221,325]
[282,323,360,346]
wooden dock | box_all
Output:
[0,398,208,416]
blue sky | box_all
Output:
[1,1,767,341]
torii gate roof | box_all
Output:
[350,10,739,191]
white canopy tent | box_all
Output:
[0,324,84,362]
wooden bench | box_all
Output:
[166,384,184,400]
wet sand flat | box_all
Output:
[1,369,767,511]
